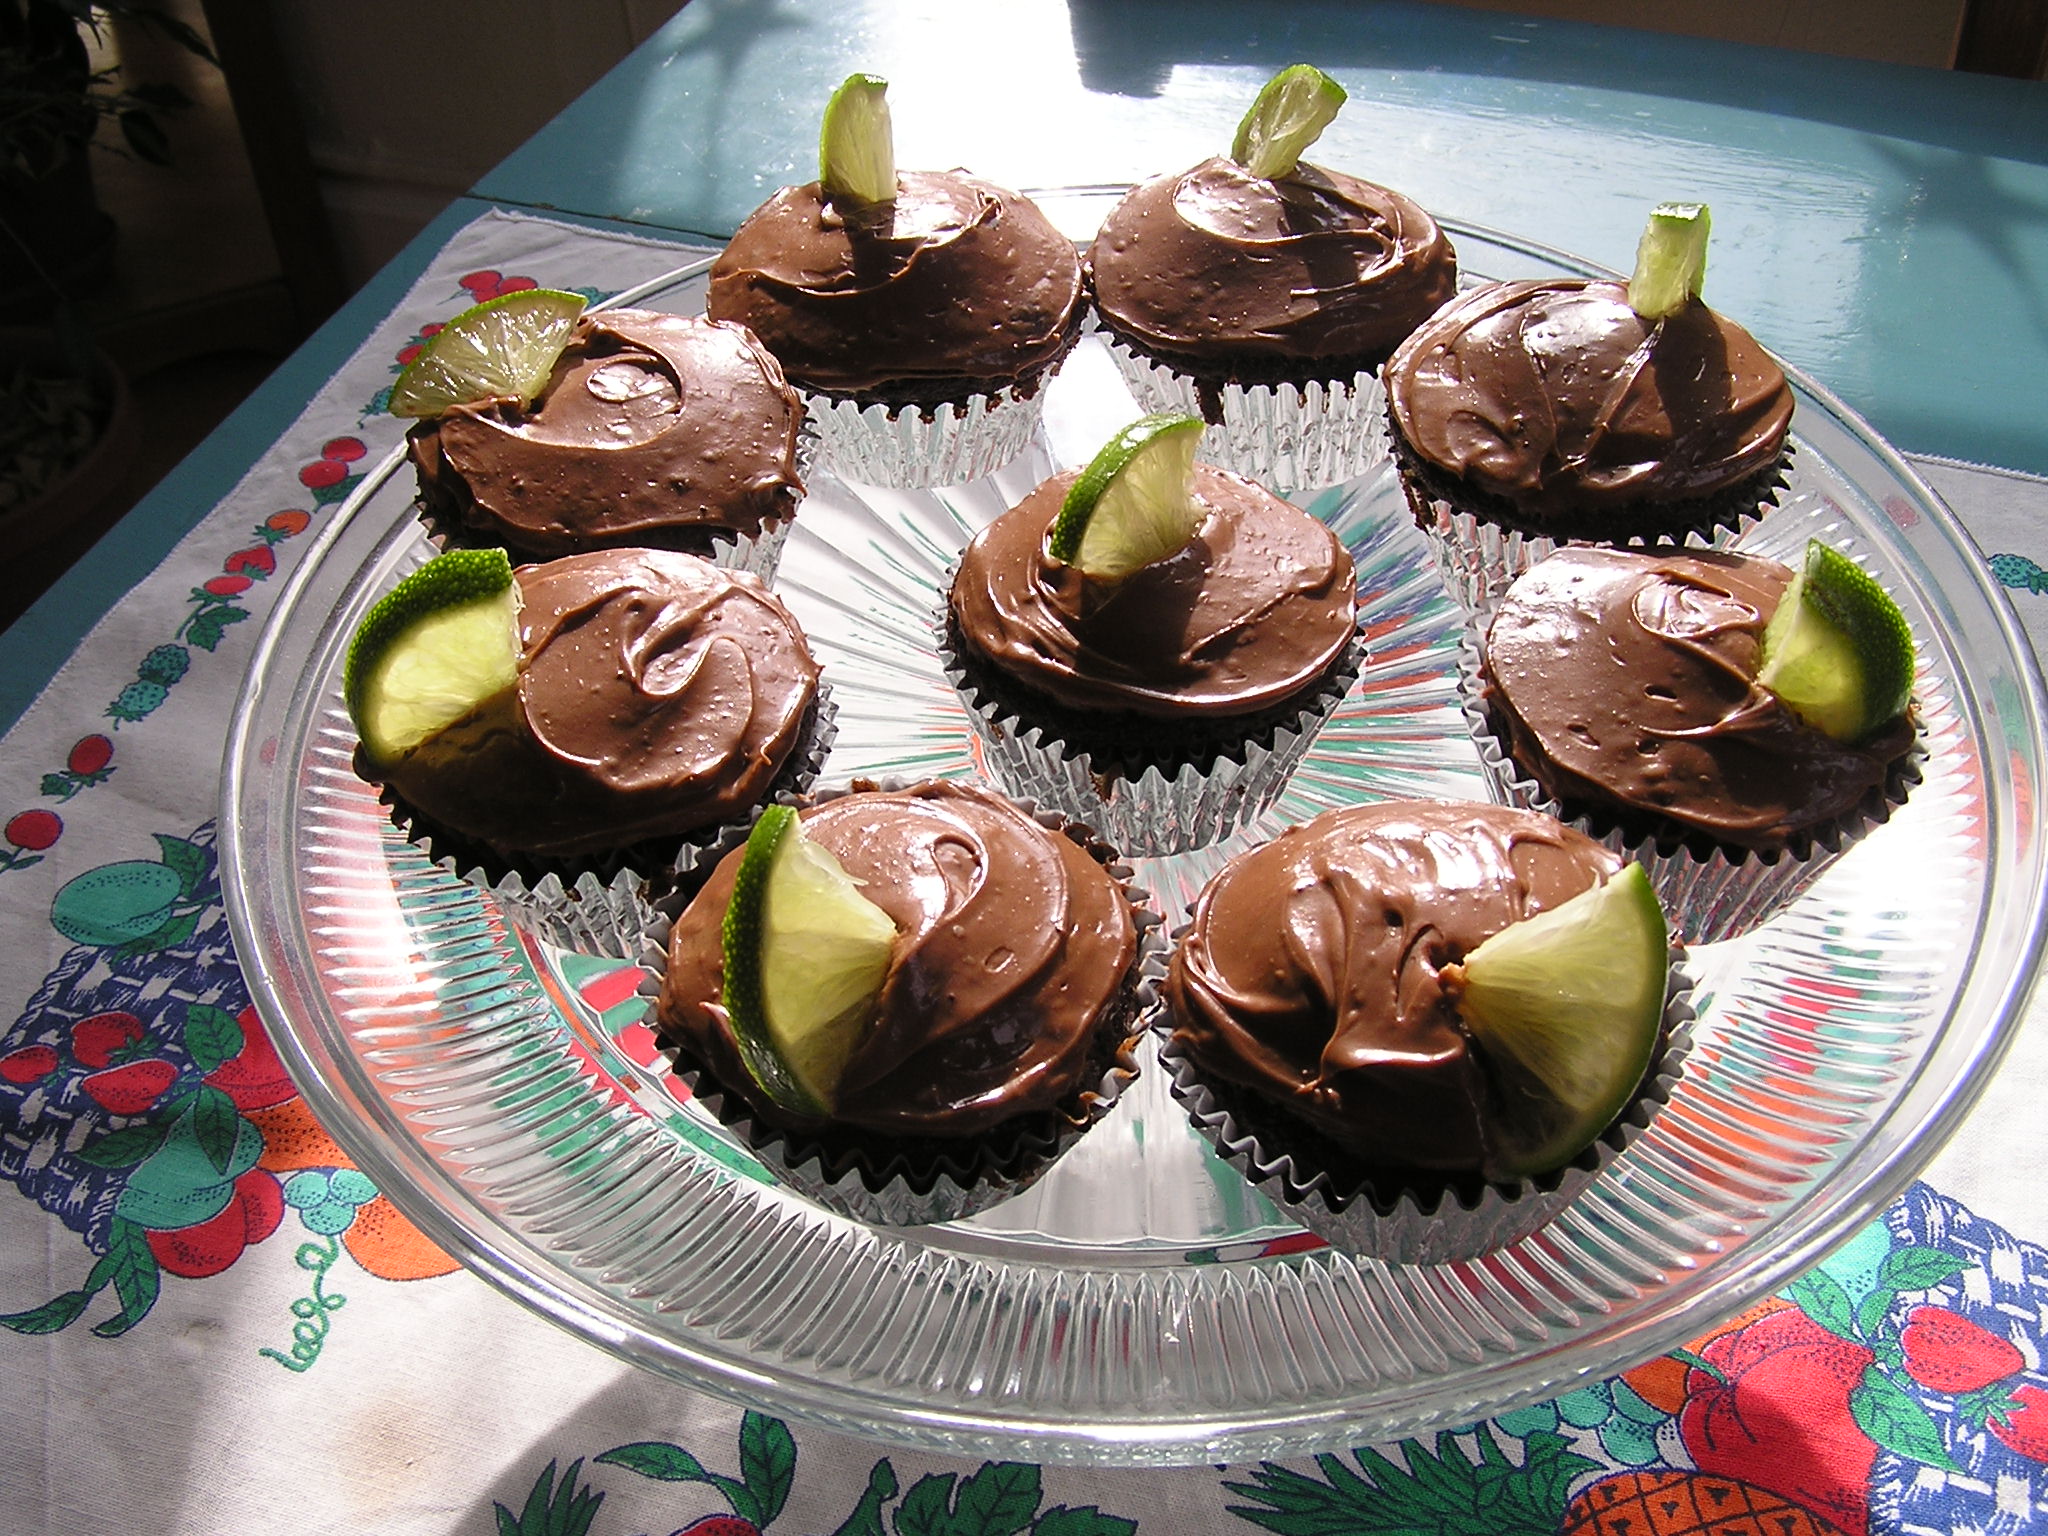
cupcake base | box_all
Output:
[640,786,1163,1225]
[1100,327,1391,492]
[374,687,838,957]
[1457,642,1925,946]
[1393,426,1792,615]
[1159,965,1697,1265]
[940,615,1366,857]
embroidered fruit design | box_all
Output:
[1898,1305,2023,1393]
[1564,1470,1850,1536]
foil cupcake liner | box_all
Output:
[1100,331,1390,492]
[1159,961,1698,1265]
[940,624,1366,858]
[1455,636,1923,946]
[379,685,838,958]
[637,782,1166,1225]
[802,385,1047,489]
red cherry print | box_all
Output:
[495,276,537,295]
[298,459,347,491]
[70,1011,145,1069]
[80,1058,178,1115]
[419,322,443,337]
[321,436,366,463]
[67,735,113,775]
[265,510,311,537]
[396,344,423,366]
[203,574,252,597]
[5,809,61,850]
[0,1046,59,1084]
[1899,1305,2024,1393]
[458,270,501,297]
[1992,1384,2048,1463]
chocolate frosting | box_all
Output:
[408,311,804,558]
[1386,279,1793,520]
[1481,546,1914,850]
[706,170,1083,400]
[381,549,820,859]
[659,782,1137,1138]
[948,464,1357,718]
[1087,156,1457,370]
[1167,800,1622,1180]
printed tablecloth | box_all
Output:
[3,209,2046,1536]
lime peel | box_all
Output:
[1755,539,1915,742]
[721,805,897,1117]
[1445,862,1668,1179]
[1231,64,1346,180]
[344,548,520,765]
[1628,202,1710,320]
[1047,413,1206,580]
[387,288,587,418]
[819,72,895,205]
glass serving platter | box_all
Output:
[220,192,2048,1466]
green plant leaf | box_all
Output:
[951,1462,1039,1536]
[1787,1268,1858,1340]
[895,1473,959,1536]
[89,1219,160,1337]
[117,108,171,164]
[739,1410,796,1525]
[1851,1370,1961,1471]
[1878,1246,1972,1292]
[75,1121,169,1169]
[183,1002,243,1074]
[830,1458,899,1536]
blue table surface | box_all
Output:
[5,0,2045,731]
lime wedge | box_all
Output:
[1627,201,1710,320]
[819,72,895,205]
[387,288,587,418]
[1755,540,1915,742]
[721,805,898,1117]
[1046,413,1206,580]
[1230,64,1346,180]
[1445,863,1668,1179]
[344,548,521,766]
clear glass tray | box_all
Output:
[220,193,2048,1466]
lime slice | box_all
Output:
[819,72,895,205]
[1755,540,1915,742]
[1445,863,1668,1179]
[1046,413,1206,580]
[387,288,587,418]
[1230,64,1346,180]
[344,548,521,766]
[720,805,898,1117]
[1627,201,1711,320]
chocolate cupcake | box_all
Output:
[942,448,1362,856]
[708,80,1082,487]
[407,309,808,581]
[1161,798,1692,1264]
[348,547,833,954]
[1386,273,1795,613]
[652,780,1156,1225]
[1465,544,1921,944]
[1088,68,1456,489]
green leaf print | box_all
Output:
[1852,1370,1962,1472]
[75,1122,171,1169]
[1032,1507,1137,1536]
[0,1289,95,1335]
[89,1220,161,1338]
[829,1458,898,1536]
[497,1459,603,1536]
[183,1003,244,1075]
[1787,1268,1858,1341]
[153,834,208,898]
[739,1409,796,1525]
[1878,1245,1973,1292]
[950,1462,1040,1536]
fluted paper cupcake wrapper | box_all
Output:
[1100,331,1390,492]
[412,426,816,585]
[1454,637,1923,945]
[380,686,838,958]
[1159,966,1698,1265]
[802,385,1048,489]
[942,630,1366,858]
[637,784,1166,1225]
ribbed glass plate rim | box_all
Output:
[220,201,2048,1465]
